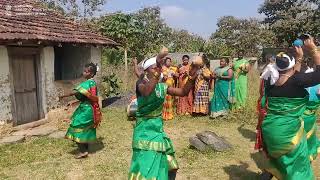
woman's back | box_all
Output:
[267,66,320,98]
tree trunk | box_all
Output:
[124,47,128,90]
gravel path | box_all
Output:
[102,92,135,108]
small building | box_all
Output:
[0,0,117,125]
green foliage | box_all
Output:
[204,39,233,59]
[99,13,143,48]
[101,48,124,66]
[131,7,172,57]
[169,30,205,53]
[101,73,122,97]
[40,0,66,15]
[206,16,276,57]
[40,0,106,18]
[97,7,205,64]
[259,0,320,45]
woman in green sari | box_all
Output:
[258,37,320,180]
[303,75,320,161]
[128,49,200,180]
[210,58,234,118]
[59,63,102,159]
[233,50,250,109]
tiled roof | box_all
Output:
[0,0,117,45]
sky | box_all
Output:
[102,0,265,39]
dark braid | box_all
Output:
[85,63,97,76]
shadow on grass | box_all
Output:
[68,137,105,155]
[250,152,266,170]
[223,161,259,180]
[237,124,256,142]
[102,97,122,108]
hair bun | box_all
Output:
[275,52,295,71]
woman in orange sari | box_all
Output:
[162,57,178,120]
[177,55,193,115]
[193,56,212,115]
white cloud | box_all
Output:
[160,5,212,39]
[160,5,189,20]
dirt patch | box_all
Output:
[102,92,135,108]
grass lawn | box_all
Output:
[0,107,319,180]
[0,71,319,180]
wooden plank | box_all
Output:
[8,47,40,56]
[11,54,39,125]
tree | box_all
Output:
[259,0,320,45]
[99,13,143,89]
[207,16,276,57]
[97,6,208,67]
[131,7,172,58]
[40,0,106,18]
[168,30,205,53]
[203,40,233,59]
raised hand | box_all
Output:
[304,37,317,52]
[132,57,138,65]
[156,46,169,67]
[294,46,304,60]
[189,64,200,80]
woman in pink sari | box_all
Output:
[177,55,193,115]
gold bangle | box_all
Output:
[187,75,196,82]
[296,58,303,63]
[311,48,318,55]
[152,72,160,79]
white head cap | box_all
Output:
[143,57,157,71]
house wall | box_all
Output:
[0,46,12,124]
[210,57,258,72]
[40,46,60,112]
[55,45,91,80]
[167,53,201,65]
[90,46,102,83]
[48,45,102,110]
[0,45,102,125]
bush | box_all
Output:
[101,73,122,98]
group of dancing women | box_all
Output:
[58,35,320,180]
[132,50,250,121]
[128,47,251,180]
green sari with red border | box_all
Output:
[65,79,101,143]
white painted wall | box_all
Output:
[40,46,59,112]
[0,46,12,124]
[90,46,102,83]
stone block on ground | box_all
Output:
[189,136,208,151]
[26,126,58,137]
[0,135,25,144]
[48,131,66,139]
[12,118,49,131]
[11,130,30,136]
[196,131,232,152]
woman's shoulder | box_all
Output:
[87,79,97,86]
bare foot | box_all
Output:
[75,152,88,159]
